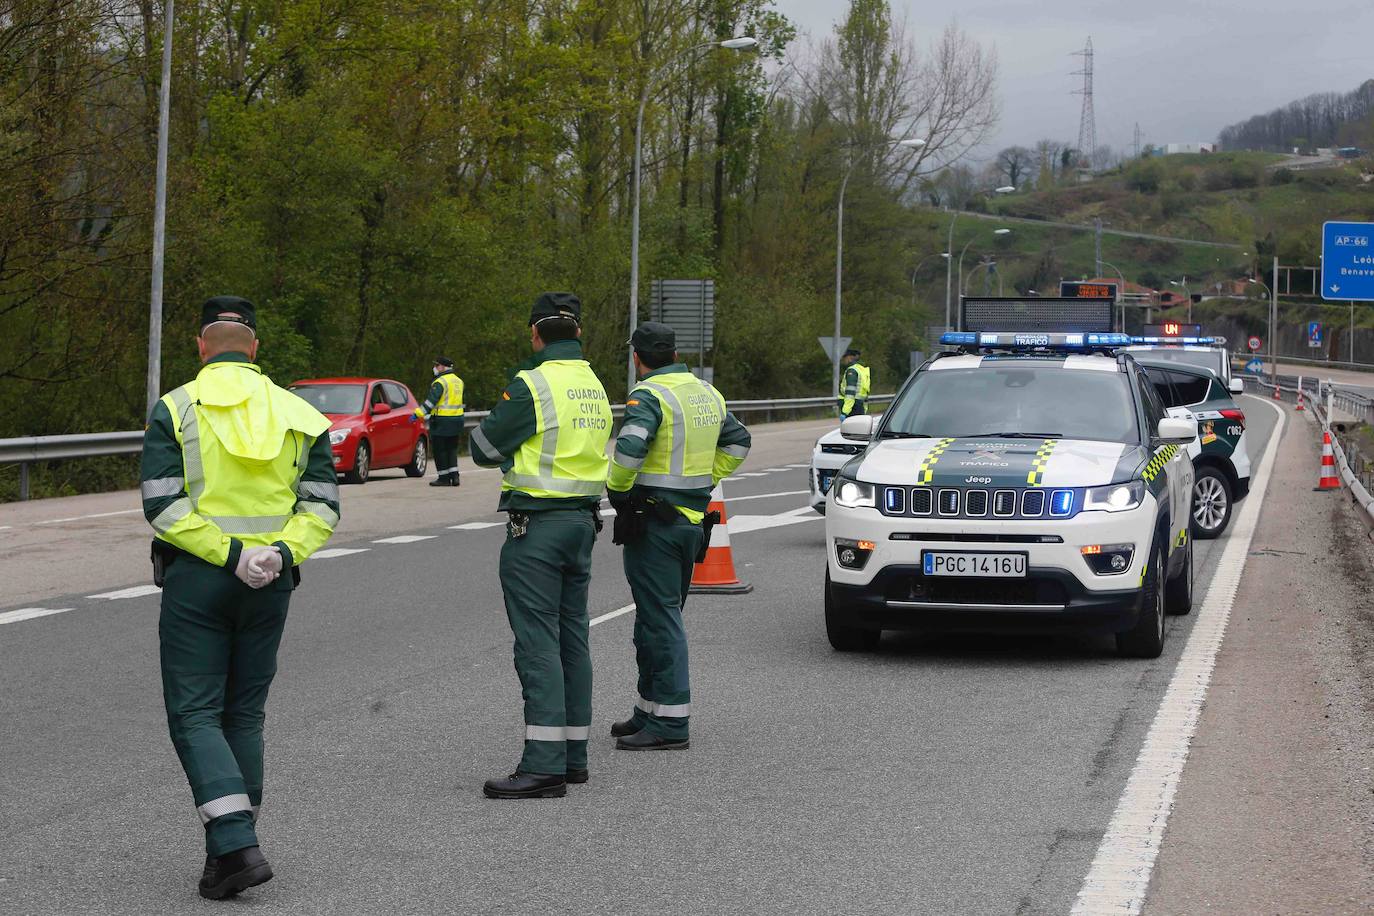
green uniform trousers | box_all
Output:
[159,555,291,857]
[622,516,703,740]
[431,433,462,480]
[500,508,597,775]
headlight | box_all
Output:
[831,478,876,509]
[1083,480,1145,513]
[328,428,350,447]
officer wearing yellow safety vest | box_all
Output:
[607,322,751,750]
[838,347,870,418]
[140,297,339,900]
[469,292,612,799]
[414,355,465,487]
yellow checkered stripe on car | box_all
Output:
[1025,439,1059,487]
[917,438,955,484]
[1141,444,1179,483]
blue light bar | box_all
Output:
[1128,335,1227,346]
[940,331,1131,350]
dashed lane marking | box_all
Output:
[590,604,635,627]
[88,584,162,600]
[373,535,438,544]
[0,607,75,626]
[761,467,790,472]
[448,522,504,530]
[727,489,808,503]
[729,473,769,479]
[1071,394,1286,915]
[35,508,142,526]
[312,547,371,559]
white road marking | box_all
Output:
[726,506,821,534]
[373,535,437,544]
[730,472,769,478]
[727,489,808,503]
[0,607,75,625]
[448,522,504,530]
[590,603,636,627]
[785,463,812,469]
[761,467,790,472]
[88,584,161,600]
[35,508,142,526]
[1072,394,1286,915]
[311,547,371,559]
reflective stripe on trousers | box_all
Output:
[635,694,690,718]
[526,725,592,741]
[197,793,253,825]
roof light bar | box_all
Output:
[940,331,1131,350]
[1128,335,1227,346]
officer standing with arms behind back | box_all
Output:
[415,356,465,487]
[469,292,612,798]
[140,297,339,899]
[838,347,870,418]
[607,322,751,750]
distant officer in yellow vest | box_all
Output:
[140,296,339,899]
[469,292,612,798]
[606,322,751,749]
[838,348,871,418]
[414,356,465,487]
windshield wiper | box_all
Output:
[878,431,932,439]
[976,431,1063,439]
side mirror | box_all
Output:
[840,415,875,441]
[1157,416,1196,444]
[1229,377,1244,395]
[372,402,392,415]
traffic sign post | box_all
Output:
[1321,221,1374,301]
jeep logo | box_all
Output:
[964,475,992,484]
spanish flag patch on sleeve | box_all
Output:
[627,398,639,406]
[502,391,511,401]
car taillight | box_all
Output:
[1219,408,1245,423]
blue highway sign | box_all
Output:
[1307,321,1323,348]
[1321,221,1374,301]
[1244,357,1265,375]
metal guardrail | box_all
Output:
[1264,375,1374,524]
[0,393,895,501]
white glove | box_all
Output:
[234,546,280,589]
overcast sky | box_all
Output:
[777,0,1374,158]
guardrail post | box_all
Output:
[1327,381,1335,428]
[19,461,29,501]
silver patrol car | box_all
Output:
[824,331,1197,659]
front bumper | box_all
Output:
[809,452,853,512]
[825,502,1156,635]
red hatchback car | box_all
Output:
[288,377,429,484]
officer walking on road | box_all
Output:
[140,296,339,899]
[838,348,870,419]
[469,292,612,798]
[607,322,751,750]
[415,356,465,487]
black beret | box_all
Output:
[200,296,256,332]
[529,292,581,326]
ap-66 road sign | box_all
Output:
[1321,221,1374,301]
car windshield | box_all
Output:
[1130,348,1225,377]
[884,364,1140,444]
[290,384,366,415]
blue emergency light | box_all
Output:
[940,331,1131,349]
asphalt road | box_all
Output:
[0,405,1295,914]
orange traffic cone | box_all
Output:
[1272,384,1282,400]
[1295,394,1305,412]
[1315,430,1340,491]
[689,483,753,594]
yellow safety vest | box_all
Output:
[434,372,464,417]
[158,362,333,546]
[630,371,726,491]
[502,360,612,499]
[855,363,871,400]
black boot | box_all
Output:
[615,730,690,751]
[565,768,589,784]
[429,474,450,487]
[198,846,273,900]
[483,771,567,799]
[610,718,641,737]
[451,473,461,488]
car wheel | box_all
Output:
[344,441,371,485]
[1117,544,1166,659]
[1191,468,1232,539]
[825,570,880,652]
[404,437,428,478]
[1165,534,1193,615]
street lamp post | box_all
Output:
[1245,274,1276,381]
[954,228,1011,328]
[1098,259,1128,331]
[833,136,926,397]
[909,252,950,309]
[146,0,175,421]
[1170,276,1191,322]
[628,36,757,396]
[944,186,1014,330]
